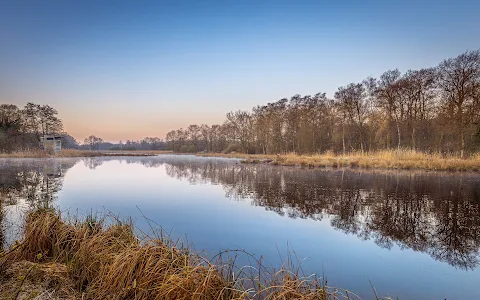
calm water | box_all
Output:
[1,155,480,299]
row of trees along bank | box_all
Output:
[82,136,166,151]
[166,50,480,157]
[0,103,167,152]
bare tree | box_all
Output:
[376,69,403,150]
[437,50,480,157]
[335,83,367,152]
[84,135,104,150]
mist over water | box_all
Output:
[1,155,480,299]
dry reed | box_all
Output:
[0,208,367,299]
[198,149,480,172]
[0,149,51,158]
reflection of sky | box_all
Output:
[2,200,29,247]
[48,156,480,300]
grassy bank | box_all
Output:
[0,208,369,300]
[197,150,480,172]
[4,149,479,172]
[0,149,171,158]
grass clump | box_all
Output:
[0,208,362,299]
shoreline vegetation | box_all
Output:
[197,150,480,172]
[0,208,372,300]
[1,149,480,172]
[0,149,171,158]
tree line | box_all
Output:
[0,103,64,152]
[0,102,167,152]
[81,135,166,151]
[166,50,480,157]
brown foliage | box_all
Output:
[1,209,360,299]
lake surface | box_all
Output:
[1,155,480,299]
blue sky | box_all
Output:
[1,0,479,142]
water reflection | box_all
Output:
[1,156,480,272]
[0,159,76,207]
[0,159,77,247]
[159,159,480,270]
[83,157,104,170]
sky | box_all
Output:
[1,0,479,143]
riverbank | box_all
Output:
[197,150,480,172]
[0,208,364,300]
[0,149,171,158]
[4,149,479,173]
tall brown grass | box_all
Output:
[0,149,105,158]
[0,149,51,158]
[0,208,366,299]
[198,149,480,172]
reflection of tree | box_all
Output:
[83,158,105,170]
[159,158,480,270]
[429,185,480,270]
[0,159,77,247]
[0,160,77,207]
[330,189,366,236]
